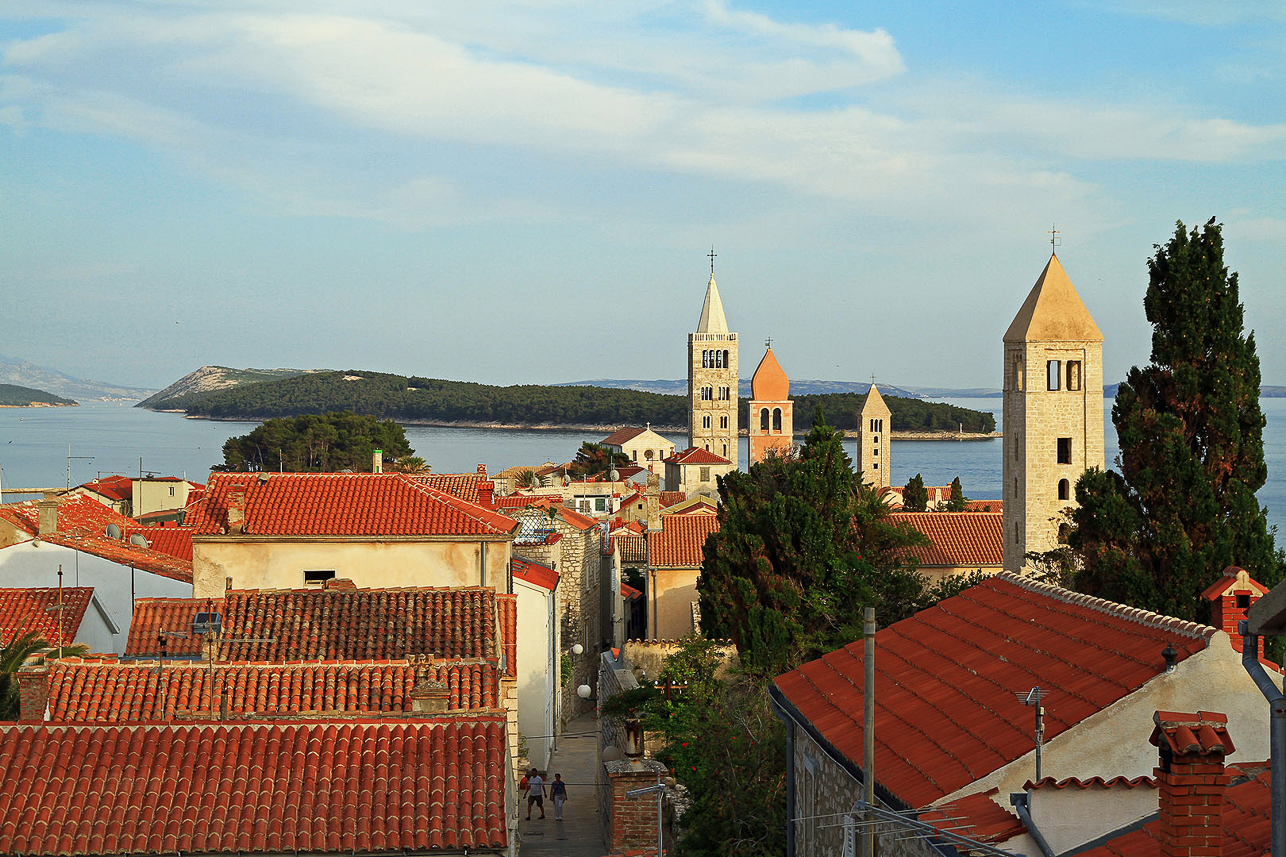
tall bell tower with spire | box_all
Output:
[688,251,739,462]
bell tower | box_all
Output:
[688,257,738,462]
[856,383,892,488]
[1002,251,1105,571]
[748,343,792,465]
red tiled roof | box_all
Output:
[921,789,1026,844]
[125,598,217,657]
[122,524,193,562]
[0,718,508,855]
[491,493,560,510]
[647,516,719,568]
[964,499,1002,513]
[414,472,486,505]
[187,473,517,538]
[659,491,686,508]
[513,557,558,591]
[773,573,1216,808]
[46,658,501,720]
[602,427,647,446]
[0,495,193,582]
[621,583,642,602]
[78,475,132,502]
[1151,710,1234,756]
[1076,770,1271,857]
[0,588,92,647]
[1025,775,1155,790]
[890,511,1004,567]
[558,506,598,531]
[616,533,647,564]
[665,447,731,466]
[498,593,517,678]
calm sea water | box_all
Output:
[2,398,1284,535]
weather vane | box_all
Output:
[1049,224,1062,252]
[708,246,716,275]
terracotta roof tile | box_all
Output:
[413,472,486,505]
[616,533,648,564]
[773,573,1216,808]
[1025,775,1155,790]
[187,472,518,537]
[558,506,599,531]
[45,658,502,720]
[125,598,216,657]
[646,516,719,568]
[122,524,193,562]
[921,789,1026,843]
[659,492,686,508]
[513,558,558,592]
[0,588,92,647]
[77,475,133,502]
[491,493,560,510]
[665,447,731,465]
[602,427,647,445]
[0,718,509,855]
[889,511,1004,567]
[498,593,517,678]
[1150,710,1235,756]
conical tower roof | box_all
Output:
[1004,254,1103,343]
[863,383,891,417]
[696,273,729,334]
[751,347,789,400]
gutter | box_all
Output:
[1009,793,1056,857]
[1238,620,1285,857]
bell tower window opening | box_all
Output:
[714,350,723,368]
[702,415,711,429]
[1015,356,1024,391]
[720,416,728,429]
[773,408,782,433]
[1067,360,1082,391]
[723,350,730,368]
[1047,360,1062,391]
[701,386,713,401]
[1057,437,1072,465]
[760,408,769,431]
[1058,478,1070,500]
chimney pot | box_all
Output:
[478,481,495,507]
[1151,710,1232,857]
[226,490,246,535]
[36,497,58,536]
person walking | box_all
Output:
[525,768,546,820]
[549,773,568,820]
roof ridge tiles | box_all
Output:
[995,572,1216,641]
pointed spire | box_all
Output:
[696,272,729,334]
[1004,253,1103,343]
[863,382,891,417]
[751,346,789,400]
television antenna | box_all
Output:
[1016,687,1046,782]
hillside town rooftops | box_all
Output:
[890,511,1003,567]
[664,447,732,466]
[646,515,719,568]
[512,557,558,591]
[0,587,93,646]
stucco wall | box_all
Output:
[134,480,192,516]
[649,568,699,640]
[191,538,512,598]
[515,577,558,771]
[1028,782,1157,854]
[0,541,192,654]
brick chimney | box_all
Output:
[603,759,667,854]
[36,496,58,535]
[16,665,49,723]
[1200,566,1268,656]
[1150,710,1233,857]
[372,449,383,474]
[478,480,495,507]
[409,678,450,713]
[225,490,246,535]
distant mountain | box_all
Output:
[138,366,315,409]
[0,383,76,407]
[557,378,924,399]
[0,356,154,402]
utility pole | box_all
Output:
[863,606,876,857]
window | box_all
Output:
[714,350,723,368]
[169,486,176,496]
[1014,477,1018,497]
[721,443,727,458]
[1047,360,1062,390]
[1067,360,1082,391]
[225,576,233,591]
[1057,437,1072,464]
[720,416,728,429]
[724,350,730,367]
[760,408,769,431]
[595,497,606,512]
[701,350,709,368]
[1058,523,1071,544]
[701,386,713,401]
[1015,356,1024,391]
[1014,523,1019,544]
[631,450,637,461]
[718,386,730,400]
[700,466,711,481]
[645,449,653,460]
[872,462,879,469]
[1058,478,1070,500]
[702,415,711,429]
[773,408,782,433]
[304,569,336,587]
[1237,593,1251,609]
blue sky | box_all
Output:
[2,1,1283,391]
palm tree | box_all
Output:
[1,631,88,720]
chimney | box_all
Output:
[644,472,661,530]
[372,449,383,474]
[409,678,450,713]
[1201,566,1268,656]
[16,665,49,723]
[323,577,357,591]
[478,480,495,507]
[226,490,246,535]
[477,464,487,476]
[36,496,58,536]
[1150,710,1233,857]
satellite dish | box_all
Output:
[128,534,149,548]
[105,524,122,540]
[608,468,620,482]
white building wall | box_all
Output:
[515,577,558,772]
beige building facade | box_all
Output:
[1002,253,1105,571]
[688,271,738,462]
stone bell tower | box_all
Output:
[688,258,738,462]
[748,344,792,465]
[1002,251,1104,572]
[856,383,892,489]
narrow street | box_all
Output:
[518,714,606,857]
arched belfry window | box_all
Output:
[723,350,730,368]
[715,350,723,368]
[773,408,782,433]
[1058,478,1070,501]
[760,408,769,431]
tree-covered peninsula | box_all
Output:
[143,369,995,434]
[0,383,76,407]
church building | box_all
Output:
[688,267,738,462]
[856,383,892,489]
[1002,252,1104,571]
[748,344,792,465]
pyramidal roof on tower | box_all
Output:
[1004,253,1103,343]
[862,383,891,416]
[751,347,789,400]
[696,273,729,335]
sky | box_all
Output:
[1,0,1283,391]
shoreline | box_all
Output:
[165,410,1000,440]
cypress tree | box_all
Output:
[946,476,967,511]
[902,473,928,512]
[1070,219,1283,620]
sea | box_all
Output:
[2,398,1285,536]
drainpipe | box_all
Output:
[1009,793,1056,857]
[1238,620,1284,857]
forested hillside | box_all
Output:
[143,369,996,433]
[0,383,76,407]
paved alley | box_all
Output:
[518,714,606,857]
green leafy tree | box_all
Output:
[218,411,413,472]
[902,473,928,512]
[698,408,928,680]
[567,442,629,479]
[945,476,967,511]
[1069,219,1283,620]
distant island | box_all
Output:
[139,367,997,436]
[0,355,153,402]
[0,383,77,408]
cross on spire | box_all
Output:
[708,246,717,275]
[765,337,772,348]
[1049,224,1062,253]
